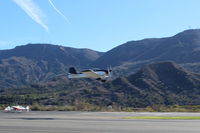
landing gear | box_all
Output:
[101,80,106,82]
[96,78,106,82]
[96,78,101,81]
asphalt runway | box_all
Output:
[0,111,200,133]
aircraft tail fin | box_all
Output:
[69,67,77,74]
[26,106,30,112]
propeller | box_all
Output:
[107,66,113,80]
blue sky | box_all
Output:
[1,0,200,52]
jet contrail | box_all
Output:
[13,0,48,31]
[48,0,70,24]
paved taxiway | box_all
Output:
[0,111,200,133]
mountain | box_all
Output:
[0,43,103,67]
[58,61,200,107]
[104,61,200,107]
[91,29,200,74]
[1,29,200,88]
[1,61,200,108]
[0,44,103,88]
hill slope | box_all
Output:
[1,29,200,88]
[0,44,103,88]
[2,62,200,108]
[91,29,200,74]
[0,43,103,66]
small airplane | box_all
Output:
[68,67,112,82]
[4,105,30,112]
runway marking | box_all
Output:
[123,116,200,120]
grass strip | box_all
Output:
[123,116,200,120]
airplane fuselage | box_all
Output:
[68,67,112,82]
[4,105,30,112]
[68,71,109,79]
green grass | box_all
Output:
[123,116,200,120]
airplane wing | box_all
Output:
[81,70,100,78]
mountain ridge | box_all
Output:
[0,43,103,88]
[1,28,200,108]
[1,29,200,88]
[91,29,200,75]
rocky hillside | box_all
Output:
[0,44,103,88]
[1,29,200,88]
[0,43,103,66]
[2,62,199,108]
[91,29,200,74]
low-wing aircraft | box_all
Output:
[68,67,112,82]
[4,105,30,112]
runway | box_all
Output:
[0,111,200,133]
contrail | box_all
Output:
[48,0,70,24]
[13,0,48,31]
